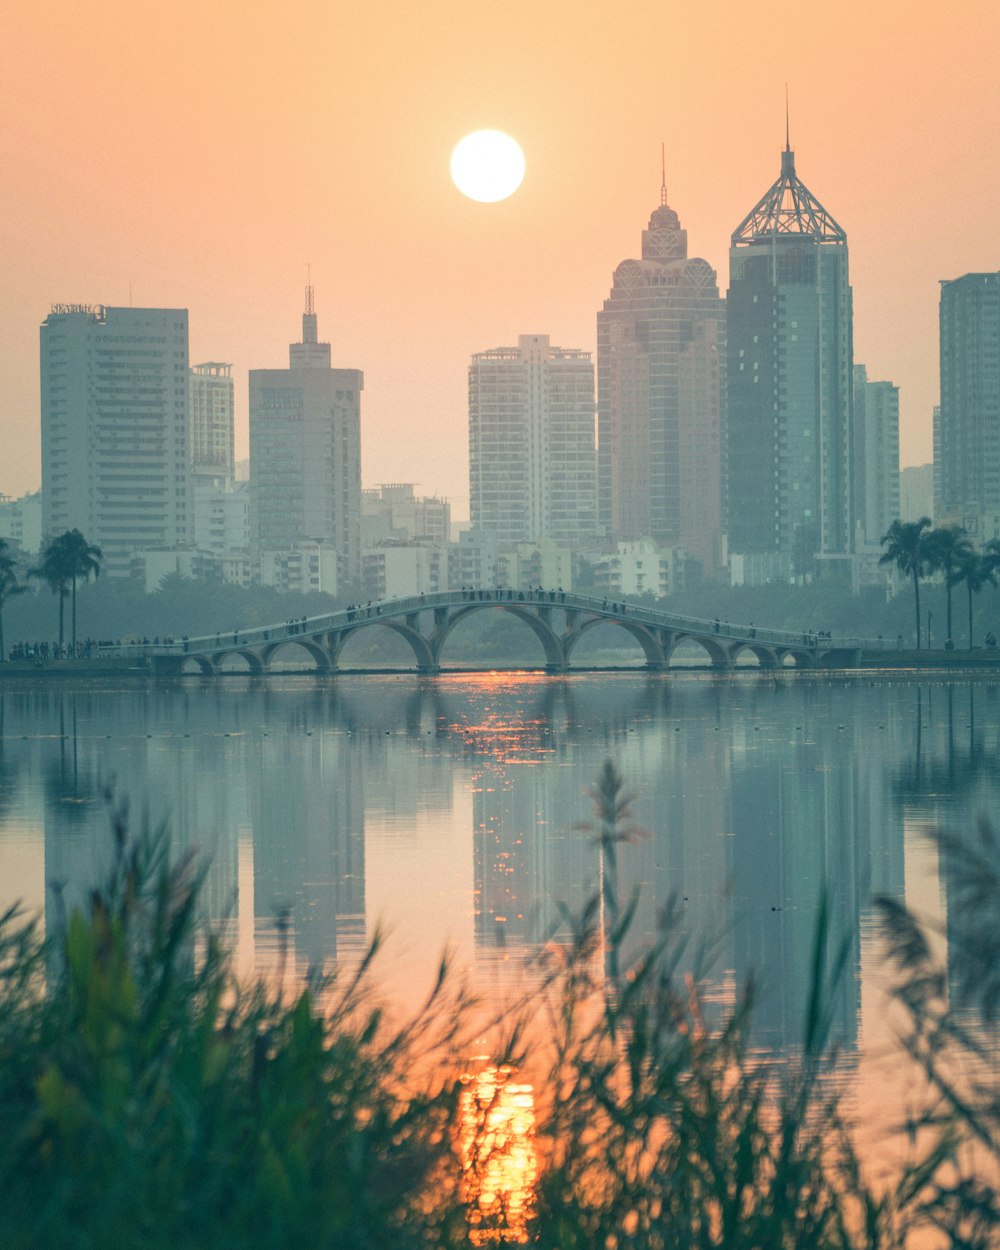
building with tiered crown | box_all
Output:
[249,288,363,586]
[597,164,725,574]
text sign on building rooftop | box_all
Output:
[50,303,104,316]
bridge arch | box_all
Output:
[431,604,565,670]
[564,615,665,668]
[215,648,265,675]
[729,642,779,669]
[333,619,436,671]
[665,633,730,668]
[180,654,216,676]
[777,648,814,668]
[260,637,332,673]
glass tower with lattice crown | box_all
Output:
[726,137,855,584]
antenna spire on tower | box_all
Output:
[302,267,318,344]
[660,142,667,206]
[785,84,791,151]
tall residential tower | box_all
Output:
[936,272,1000,537]
[726,140,854,583]
[249,289,363,583]
[468,334,598,548]
[597,171,725,573]
[40,304,191,576]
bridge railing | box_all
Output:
[95,589,890,658]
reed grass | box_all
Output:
[0,775,995,1247]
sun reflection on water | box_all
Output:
[460,1063,538,1244]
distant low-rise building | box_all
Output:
[192,475,250,557]
[448,527,497,589]
[495,539,573,593]
[362,541,447,600]
[130,548,218,594]
[591,538,685,599]
[0,490,42,556]
[259,543,339,596]
[362,484,450,547]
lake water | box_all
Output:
[0,670,996,1074]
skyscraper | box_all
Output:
[249,289,362,582]
[853,364,900,547]
[936,272,1000,535]
[597,172,725,572]
[468,334,598,547]
[40,304,191,576]
[726,140,854,583]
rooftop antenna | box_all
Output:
[785,83,791,151]
[303,263,318,343]
[660,142,667,206]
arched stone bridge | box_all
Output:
[102,589,876,676]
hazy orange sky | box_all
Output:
[3,1,998,517]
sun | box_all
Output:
[451,130,525,203]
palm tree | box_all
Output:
[58,530,102,651]
[0,539,27,662]
[31,530,102,652]
[879,518,933,649]
[953,549,997,649]
[925,525,973,647]
[30,539,70,649]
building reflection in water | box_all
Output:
[1,674,999,1057]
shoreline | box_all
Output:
[3,650,1000,681]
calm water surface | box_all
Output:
[1,671,997,1074]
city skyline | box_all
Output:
[3,2,998,516]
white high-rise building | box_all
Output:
[249,289,362,583]
[40,304,191,576]
[469,334,598,548]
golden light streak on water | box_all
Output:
[460,1064,538,1244]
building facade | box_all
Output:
[597,178,725,573]
[249,289,362,582]
[361,483,450,545]
[936,272,1000,535]
[469,334,598,548]
[0,491,42,557]
[189,362,235,479]
[900,464,934,524]
[40,304,191,576]
[853,364,900,547]
[726,144,854,583]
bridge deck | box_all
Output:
[98,589,884,674]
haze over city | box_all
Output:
[3,0,999,514]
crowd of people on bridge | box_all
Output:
[459,586,570,605]
[8,640,101,661]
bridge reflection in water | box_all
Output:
[101,589,873,675]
